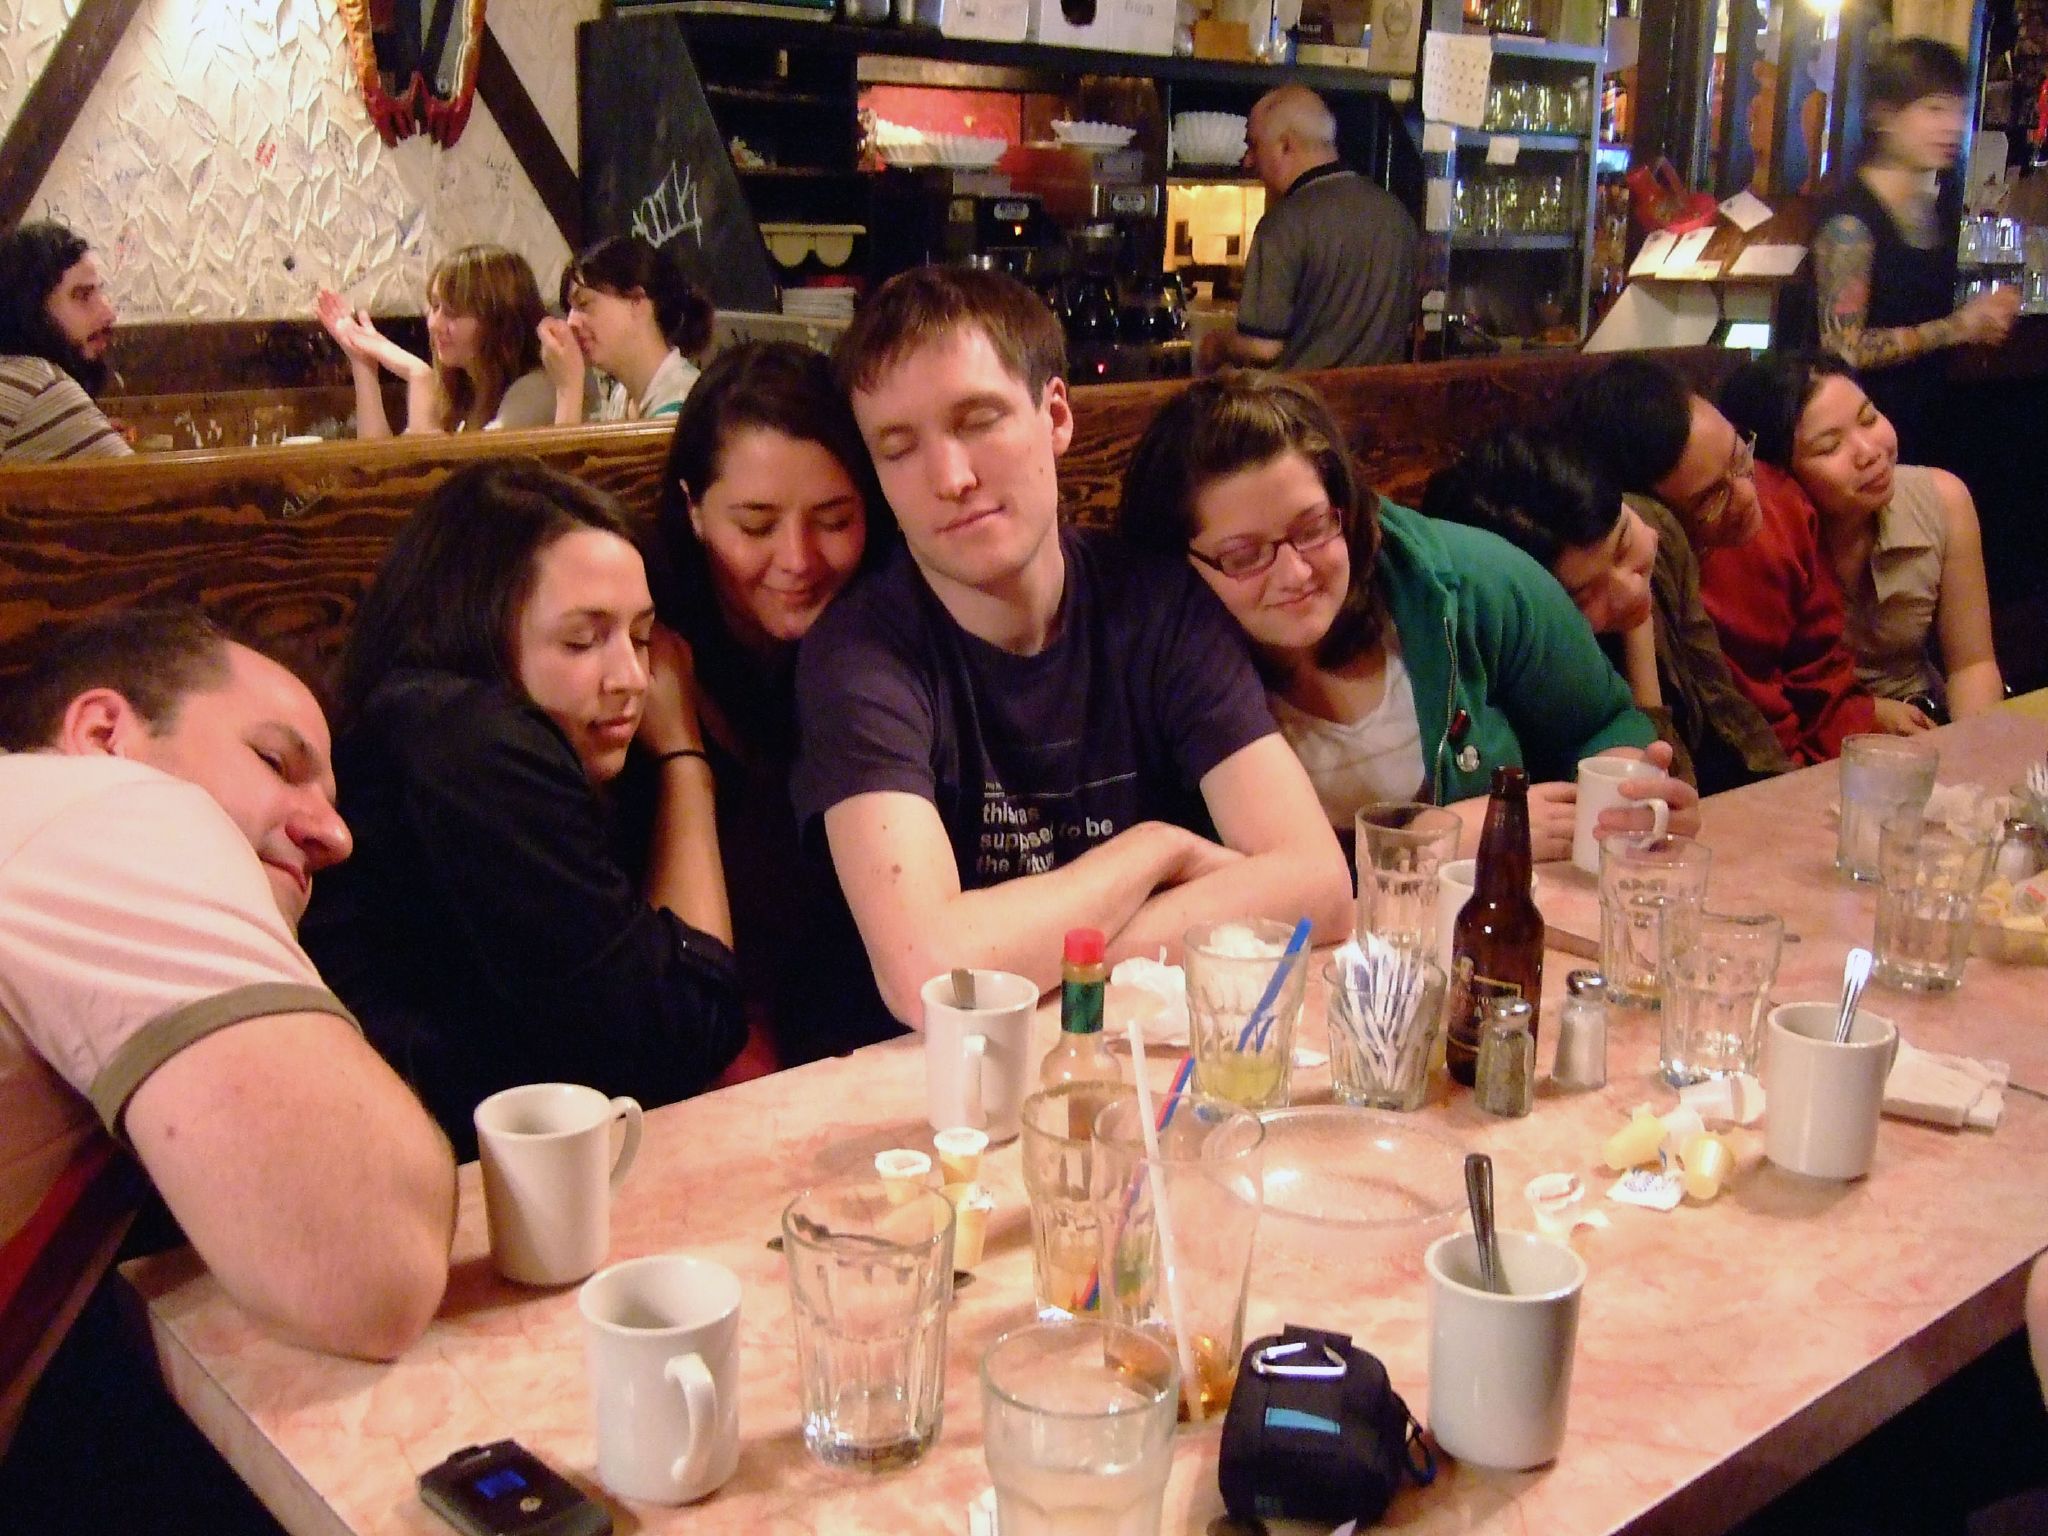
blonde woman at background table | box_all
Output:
[316,244,561,437]
[1720,352,2003,723]
[1117,369,1698,863]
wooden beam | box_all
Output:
[475,24,583,254]
[0,0,148,230]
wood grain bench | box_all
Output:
[1,348,1739,693]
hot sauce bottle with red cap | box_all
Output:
[1039,928,1125,1089]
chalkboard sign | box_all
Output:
[578,17,780,314]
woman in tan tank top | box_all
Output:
[1722,353,2004,721]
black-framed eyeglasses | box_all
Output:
[1686,430,1756,531]
[1189,506,1344,580]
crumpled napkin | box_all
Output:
[1108,953,1189,1046]
[1883,1039,2007,1129]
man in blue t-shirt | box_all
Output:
[792,267,1349,1030]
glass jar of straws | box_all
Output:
[1325,936,1448,1111]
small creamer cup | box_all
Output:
[1763,1002,1898,1180]
[580,1254,742,1504]
[921,969,1037,1142]
[475,1083,642,1286]
[1426,1228,1586,1469]
[1573,757,1668,875]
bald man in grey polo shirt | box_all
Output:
[1196,84,1421,373]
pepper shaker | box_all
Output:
[1551,970,1608,1091]
[1475,997,1536,1117]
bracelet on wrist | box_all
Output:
[654,748,711,769]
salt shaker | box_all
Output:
[1551,970,1608,1091]
[1475,997,1535,1117]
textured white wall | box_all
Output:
[0,0,598,320]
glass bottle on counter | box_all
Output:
[1447,766,1545,1087]
[1040,928,1124,1089]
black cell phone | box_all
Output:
[418,1440,612,1536]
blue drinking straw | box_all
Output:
[1238,916,1313,1055]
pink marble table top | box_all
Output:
[125,709,2048,1536]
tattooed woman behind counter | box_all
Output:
[1810,38,2018,461]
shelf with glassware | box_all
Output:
[1423,38,1604,352]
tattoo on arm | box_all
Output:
[1814,213,1958,369]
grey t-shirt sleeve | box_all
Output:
[487,369,560,430]
[1233,208,1297,341]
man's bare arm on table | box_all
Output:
[825,735,1351,1024]
[127,1011,457,1358]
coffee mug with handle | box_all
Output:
[475,1083,642,1286]
[921,969,1037,1142]
[1574,757,1668,875]
[580,1254,742,1504]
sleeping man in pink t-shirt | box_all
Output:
[0,608,455,1483]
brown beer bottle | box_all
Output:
[1447,766,1545,1087]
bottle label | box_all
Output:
[1061,978,1104,1035]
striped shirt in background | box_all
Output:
[0,356,130,463]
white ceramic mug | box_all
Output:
[1573,757,1668,875]
[1763,1002,1899,1180]
[1435,859,1477,975]
[921,969,1037,1142]
[580,1254,741,1505]
[1425,1228,1586,1469]
[475,1084,642,1286]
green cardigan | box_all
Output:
[1373,501,1655,804]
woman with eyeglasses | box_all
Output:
[1117,370,1697,862]
[1720,352,2002,724]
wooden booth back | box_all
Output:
[0,348,1740,695]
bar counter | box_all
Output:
[124,705,2048,1536]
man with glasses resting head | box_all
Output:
[792,268,1350,1042]
[1565,356,1893,766]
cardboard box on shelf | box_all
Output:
[941,0,1030,41]
[1029,0,1176,55]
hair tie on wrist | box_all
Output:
[654,748,710,767]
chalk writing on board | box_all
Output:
[631,160,705,251]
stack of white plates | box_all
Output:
[781,288,856,322]
[1051,119,1136,152]
[1171,111,1248,167]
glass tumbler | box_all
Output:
[1020,1083,1134,1319]
[1325,954,1447,1110]
[1873,814,1996,992]
[1657,909,1784,1086]
[1837,734,1939,881]
[782,1180,954,1470]
[1354,802,1462,952]
[1184,918,1308,1111]
[1598,832,1712,1008]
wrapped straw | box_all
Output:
[1328,934,1431,1086]
[1127,1019,1202,1421]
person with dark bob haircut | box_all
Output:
[652,340,896,1067]
[1118,371,1694,863]
[540,235,715,425]
[1808,37,2016,460]
[1720,352,2002,722]
[1424,428,1790,796]
[302,458,742,1156]
[0,219,129,461]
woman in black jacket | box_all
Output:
[303,459,742,1157]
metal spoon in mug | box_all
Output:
[1464,1153,1507,1295]
[1832,947,1872,1045]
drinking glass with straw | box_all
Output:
[1185,917,1312,1111]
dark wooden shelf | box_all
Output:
[1454,128,1588,152]
[704,82,842,105]
[1485,33,1606,63]
[655,9,1405,95]
[734,164,862,177]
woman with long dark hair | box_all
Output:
[1720,352,2002,721]
[301,458,742,1155]
[652,341,897,1066]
